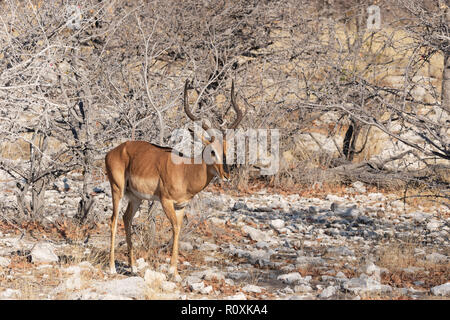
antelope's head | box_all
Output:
[183,80,244,182]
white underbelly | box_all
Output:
[127,186,160,202]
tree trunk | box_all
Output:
[343,118,361,162]
[442,53,450,111]
[442,8,450,111]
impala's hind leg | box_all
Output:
[106,152,126,275]
[123,197,141,273]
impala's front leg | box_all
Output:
[161,198,185,281]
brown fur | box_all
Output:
[106,80,243,277]
[105,140,228,276]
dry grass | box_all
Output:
[0,170,448,300]
[377,242,418,271]
[377,241,450,290]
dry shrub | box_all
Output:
[377,241,450,289]
[130,202,177,268]
[377,241,418,271]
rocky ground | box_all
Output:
[0,179,449,300]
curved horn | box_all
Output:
[183,80,210,132]
[228,80,244,129]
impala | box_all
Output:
[105,80,244,278]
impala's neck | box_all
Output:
[184,159,217,194]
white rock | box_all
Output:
[204,256,218,263]
[342,275,392,294]
[281,264,296,272]
[402,267,424,273]
[0,288,21,299]
[336,271,348,279]
[161,281,177,293]
[426,220,441,232]
[255,241,270,249]
[431,282,450,296]
[200,285,213,295]
[144,269,167,286]
[364,262,381,281]
[201,269,225,281]
[78,261,94,270]
[280,286,294,294]
[327,246,354,256]
[204,197,229,211]
[63,266,81,274]
[367,193,386,201]
[69,291,132,300]
[241,226,273,242]
[296,256,326,267]
[93,277,147,299]
[189,281,205,292]
[242,284,263,293]
[337,207,360,219]
[226,272,248,280]
[226,292,247,300]
[294,284,312,293]
[0,256,11,267]
[158,263,170,273]
[407,212,427,222]
[351,181,366,193]
[326,194,346,203]
[390,200,405,210]
[209,217,226,226]
[198,242,219,251]
[30,242,59,263]
[179,241,193,252]
[289,294,316,300]
[100,294,134,300]
[248,249,272,267]
[270,219,285,230]
[65,273,82,290]
[136,258,148,271]
[277,272,309,284]
[319,286,337,298]
[184,275,203,287]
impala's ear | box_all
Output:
[188,128,215,145]
[201,133,214,145]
